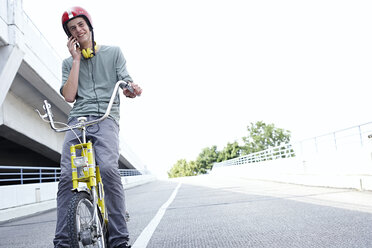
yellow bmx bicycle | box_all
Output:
[36,80,133,248]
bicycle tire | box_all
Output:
[68,191,108,248]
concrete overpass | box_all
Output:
[0,0,143,170]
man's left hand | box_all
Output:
[123,82,142,98]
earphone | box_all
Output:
[81,43,98,59]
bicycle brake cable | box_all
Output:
[40,118,84,145]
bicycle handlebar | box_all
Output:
[36,80,134,133]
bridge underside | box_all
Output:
[0,126,59,167]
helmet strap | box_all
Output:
[91,29,96,56]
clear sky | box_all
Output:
[23,0,372,178]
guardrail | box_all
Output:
[296,122,372,158]
[213,143,295,168]
[119,169,143,177]
[213,121,372,169]
[0,166,147,186]
[0,166,60,185]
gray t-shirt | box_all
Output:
[61,45,133,124]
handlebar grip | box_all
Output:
[123,81,135,94]
[127,84,135,94]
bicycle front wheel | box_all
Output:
[68,192,107,248]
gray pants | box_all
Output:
[53,117,129,248]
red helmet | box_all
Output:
[61,6,93,37]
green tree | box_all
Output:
[241,121,291,155]
[217,141,241,162]
[187,160,198,175]
[195,146,219,174]
[167,121,292,178]
[167,159,195,178]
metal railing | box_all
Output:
[213,121,372,169]
[0,166,147,186]
[295,122,372,159]
[213,143,295,168]
[119,169,143,177]
[0,166,61,185]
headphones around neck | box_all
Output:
[81,43,98,59]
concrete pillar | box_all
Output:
[0,0,25,109]
[0,45,24,108]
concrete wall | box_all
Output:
[0,175,156,222]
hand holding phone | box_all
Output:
[67,36,81,59]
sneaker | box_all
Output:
[115,242,131,248]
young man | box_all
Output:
[54,6,141,248]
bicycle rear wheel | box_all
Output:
[68,192,107,248]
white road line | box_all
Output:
[132,182,182,248]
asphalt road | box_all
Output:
[1,175,372,248]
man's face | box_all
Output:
[67,17,91,44]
